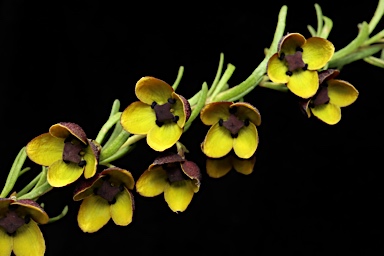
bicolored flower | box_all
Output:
[26,122,101,187]
[206,153,256,178]
[0,197,49,256]
[200,101,261,159]
[120,76,191,152]
[267,33,335,98]
[300,69,359,125]
[135,151,201,213]
[73,166,135,233]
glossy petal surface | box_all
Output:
[83,146,98,179]
[206,157,232,178]
[77,195,110,233]
[233,102,261,126]
[267,53,290,83]
[288,69,319,98]
[200,102,232,125]
[233,123,258,159]
[135,76,173,105]
[47,161,83,187]
[328,79,359,107]
[202,123,233,158]
[136,166,168,197]
[110,189,133,226]
[311,103,341,125]
[280,33,306,54]
[0,228,13,256]
[13,221,45,256]
[302,37,334,70]
[121,101,156,134]
[26,133,64,166]
[147,123,183,151]
[232,155,256,175]
[164,181,195,212]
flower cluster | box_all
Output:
[1,2,383,255]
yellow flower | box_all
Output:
[73,167,135,233]
[0,197,49,256]
[300,69,359,125]
[206,153,256,178]
[26,122,101,187]
[267,33,335,98]
[135,151,201,213]
[200,101,261,159]
[120,77,191,152]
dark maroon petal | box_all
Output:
[152,151,184,166]
[181,160,202,182]
[318,69,340,84]
[179,94,191,122]
[60,122,88,144]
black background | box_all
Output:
[1,0,383,255]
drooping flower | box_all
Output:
[0,197,49,256]
[120,76,191,152]
[267,32,335,99]
[26,122,101,187]
[206,153,256,178]
[73,166,135,233]
[135,151,201,213]
[300,69,359,125]
[200,101,261,159]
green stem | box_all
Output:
[17,172,42,197]
[17,181,52,200]
[172,66,184,91]
[209,63,236,101]
[99,129,130,162]
[207,53,225,97]
[48,205,69,223]
[1,147,28,198]
[367,0,384,34]
[95,99,121,144]
[184,82,208,132]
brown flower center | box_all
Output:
[0,206,29,235]
[219,107,249,138]
[163,163,185,183]
[63,136,87,167]
[151,98,179,127]
[310,84,330,107]
[280,47,308,76]
[94,176,124,204]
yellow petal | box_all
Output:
[287,69,319,98]
[110,188,133,226]
[267,53,290,84]
[233,102,261,126]
[302,37,335,70]
[200,102,232,125]
[136,166,168,197]
[172,92,187,127]
[311,103,341,125]
[147,123,183,151]
[26,133,64,166]
[121,101,156,134]
[13,221,45,256]
[279,33,306,54]
[233,122,258,159]
[164,180,195,212]
[327,79,359,107]
[202,123,233,158]
[0,228,13,256]
[83,146,98,179]
[206,156,232,178]
[135,76,173,105]
[47,161,83,187]
[77,195,111,233]
[103,168,135,190]
[232,155,256,175]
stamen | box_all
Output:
[119,184,124,192]
[231,133,238,138]
[168,98,176,104]
[151,102,157,109]
[156,120,164,127]
[218,119,223,126]
[173,116,179,122]
[278,52,285,60]
[244,119,250,126]
[286,71,293,76]
[296,47,303,52]
[302,64,308,71]
[229,106,237,114]
[109,198,116,205]
[78,160,86,168]
[24,215,30,224]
